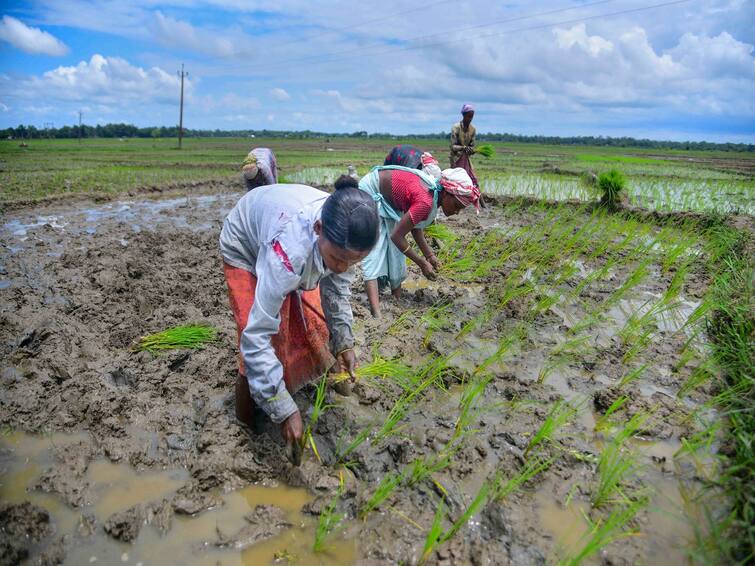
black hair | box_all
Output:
[321,175,378,251]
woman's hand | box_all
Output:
[281,410,303,444]
[420,259,437,280]
[428,254,441,271]
[337,348,358,381]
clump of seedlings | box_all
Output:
[133,324,217,352]
[475,143,496,158]
[313,471,347,552]
[597,169,627,209]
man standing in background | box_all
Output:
[449,104,478,188]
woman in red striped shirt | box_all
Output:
[358,163,480,317]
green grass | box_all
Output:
[133,324,217,352]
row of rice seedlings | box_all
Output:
[313,471,346,552]
[524,399,583,458]
[592,411,651,508]
[422,456,555,563]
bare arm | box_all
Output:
[411,228,435,261]
[391,214,436,279]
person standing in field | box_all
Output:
[384,144,443,179]
[450,104,478,187]
[358,163,480,318]
[220,177,379,445]
[242,147,278,190]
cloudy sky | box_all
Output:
[0,0,753,141]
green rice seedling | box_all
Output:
[313,472,346,552]
[421,302,454,346]
[524,399,581,458]
[592,412,650,507]
[495,456,553,501]
[617,364,648,389]
[454,374,494,437]
[472,328,523,378]
[538,335,590,384]
[336,424,373,462]
[302,375,332,462]
[559,496,650,566]
[602,259,652,310]
[420,501,446,564]
[406,442,460,487]
[596,169,626,209]
[475,144,495,158]
[677,357,717,398]
[134,324,217,352]
[359,472,402,519]
[595,396,628,433]
[387,308,416,336]
[439,480,491,543]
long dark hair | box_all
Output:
[321,175,378,251]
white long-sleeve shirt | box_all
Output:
[220,184,355,423]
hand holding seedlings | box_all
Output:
[420,259,437,280]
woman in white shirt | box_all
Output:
[220,176,378,444]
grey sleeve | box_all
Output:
[240,244,300,423]
[320,269,355,354]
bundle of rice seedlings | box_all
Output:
[133,324,217,352]
[475,144,495,158]
[597,169,627,209]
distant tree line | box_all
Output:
[3,123,753,152]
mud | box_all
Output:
[1,189,725,564]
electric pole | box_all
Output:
[177,64,187,149]
[78,110,82,144]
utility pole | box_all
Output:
[177,64,187,149]
[78,110,83,144]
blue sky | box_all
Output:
[0,0,753,141]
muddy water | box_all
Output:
[0,432,354,565]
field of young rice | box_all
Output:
[0,138,752,564]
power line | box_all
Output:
[200,0,458,65]
[211,0,620,73]
[215,0,691,76]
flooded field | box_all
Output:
[0,185,747,564]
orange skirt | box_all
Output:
[224,262,335,395]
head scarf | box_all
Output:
[440,168,481,213]
[460,103,475,115]
[420,152,442,180]
[241,153,259,180]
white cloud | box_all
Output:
[554,23,613,57]
[150,11,236,57]
[270,87,291,101]
[0,101,8,112]
[0,15,68,56]
[3,54,185,106]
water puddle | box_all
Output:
[0,431,355,565]
[0,193,242,254]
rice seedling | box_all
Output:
[524,399,582,458]
[387,308,416,336]
[475,144,495,158]
[454,374,494,438]
[677,357,717,398]
[538,335,591,384]
[595,396,628,433]
[313,471,346,552]
[354,354,414,393]
[133,323,217,352]
[420,302,454,346]
[420,501,446,564]
[592,412,651,508]
[439,480,492,543]
[302,375,332,463]
[336,424,373,462]
[617,364,648,389]
[494,456,553,501]
[559,495,651,566]
[359,472,402,519]
[424,222,458,246]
